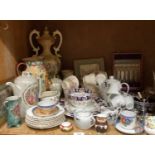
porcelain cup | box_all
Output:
[83,73,96,85]
[120,110,137,130]
[145,116,155,129]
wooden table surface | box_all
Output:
[0,117,125,135]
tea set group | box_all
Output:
[3,27,155,135]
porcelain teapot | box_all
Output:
[106,76,134,109]
[107,76,130,95]
[6,71,39,117]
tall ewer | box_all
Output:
[29,27,63,80]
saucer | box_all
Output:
[64,100,100,113]
[144,126,155,135]
[115,122,144,134]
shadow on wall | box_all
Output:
[0,20,31,83]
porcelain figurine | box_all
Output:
[29,27,63,79]
[6,71,39,117]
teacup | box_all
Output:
[40,90,60,103]
[62,75,79,90]
[83,73,96,85]
[120,110,137,130]
[37,100,57,115]
[145,116,155,129]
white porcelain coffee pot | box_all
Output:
[107,76,130,95]
[106,76,134,109]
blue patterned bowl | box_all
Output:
[68,88,92,108]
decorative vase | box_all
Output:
[16,56,48,96]
[29,26,63,80]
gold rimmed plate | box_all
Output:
[32,106,59,117]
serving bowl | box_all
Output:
[68,88,92,108]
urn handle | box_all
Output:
[53,30,63,58]
[29,29,40,56]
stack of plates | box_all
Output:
[25,105,65,129]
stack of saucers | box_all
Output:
[25,104,65,129]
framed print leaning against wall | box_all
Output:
[74,58,105,81]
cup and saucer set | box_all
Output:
[115,110,144,134]
[63,88,101,118]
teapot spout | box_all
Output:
[6,82,20,96]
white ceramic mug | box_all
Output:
[120,110,137,130]
[83,73,96,85]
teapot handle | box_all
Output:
[16,62,26,75]
[53,30,63,58]
[121,82,130,94]
[29,29,40,56]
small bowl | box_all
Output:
[37,100,57,114]
[60,121,73,131]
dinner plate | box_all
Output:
[26,117,66,129]
[115,121,144,135]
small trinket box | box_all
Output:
[60,121,73,132]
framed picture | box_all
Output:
[74,58,105,81]
[113,53,143,92]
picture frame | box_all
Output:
[74,58,105,81]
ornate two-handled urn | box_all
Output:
[29,27,63,80]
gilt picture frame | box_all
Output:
[74,58,105,81]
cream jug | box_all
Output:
[6,71,39,117]
[74,111,95,130]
